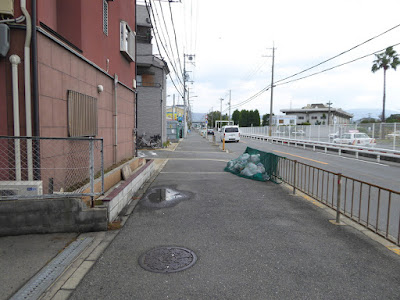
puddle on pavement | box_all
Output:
[139,187,191,209]
[148,188,185,203]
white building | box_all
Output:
[281,103,353,125]
[272,115,297,126]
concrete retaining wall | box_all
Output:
[103,159,155,221]
[0,198,107,236]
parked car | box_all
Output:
[220,125,240,142]
[207,129,214,135]
[333,131,376,146]
[329,132,339,139]
[292,129,305,136]
[386,131,400,139]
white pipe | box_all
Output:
[21,0,33,180]
[113,75,118,164]
[10,55,22,181]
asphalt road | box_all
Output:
[70,132,400,300]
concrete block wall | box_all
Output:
[103,160,155,221]
[0,198,108,237]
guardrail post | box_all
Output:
[222,138,225,151]
[336,173,342,223]
[293,160,297,194]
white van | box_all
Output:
[220,125,240,142]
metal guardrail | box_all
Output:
[271,157,400,246]
[0,136,104,200]
[241,133,400,163]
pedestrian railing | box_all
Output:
[241,133,400,163]
[0,136,104,200]
[272,157,400,246]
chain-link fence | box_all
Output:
[241,123,400,150]
[0,136,104,200]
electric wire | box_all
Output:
[144,0,184,97]
[168,0,184,75]
[275,42,400,87]
[274,22,400,85]
[145,1,184,87]
[225,23,400,113]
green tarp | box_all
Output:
[224,147,281,182]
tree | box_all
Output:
[239,110,249,127]
[262,113,273,126]
[386,114,400,123]
[248,110,260,126]
[232,110,240,125]
[371,46,400,122]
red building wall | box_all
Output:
[0,0,136,184]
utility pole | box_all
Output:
[172,94,175,120]
[268,44,276,136]
[228,90,231,121]
[183,53,195,138]
[327,101,332,126]
[220,98,224,120]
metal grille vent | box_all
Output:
[68,90,98,137]
[103,0,108,35]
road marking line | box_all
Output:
[273,150,329,165]
[160,172,228,174]
[324,153,389,166]
[387,245,400,256]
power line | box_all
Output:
[276,42,400,87]
[224,41,400,113]
[168,1,184,75]
[274,22,400,85]
[144,0,184,97]
[225,23,400,113]
[145,1,184,89]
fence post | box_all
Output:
[89,137,95,207]
[101,139,104,194]
[336,173,342,223]
[293,160,297,194]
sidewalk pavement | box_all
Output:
[3,132,400,300]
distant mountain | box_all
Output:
[347,108,400,121]
[191,112,207,122]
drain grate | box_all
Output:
[139,247,197,273]
[10,237,93,300]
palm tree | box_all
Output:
[371,46,400,122]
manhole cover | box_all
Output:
[139,247,197,273]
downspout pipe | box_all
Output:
[113,75,118,165]
[21,0,33,180]
[10,55,22,181]
[31,0,40,180]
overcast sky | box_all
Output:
[159,0,400,117]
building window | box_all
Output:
[311,116,318,120]
[137,26,152,43]
[68,90,98,137]
[290,120,295,124]
[298,116,304,120]
[137,75,143,86]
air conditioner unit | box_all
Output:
[120,21,135,62]
[0,181,43,198]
